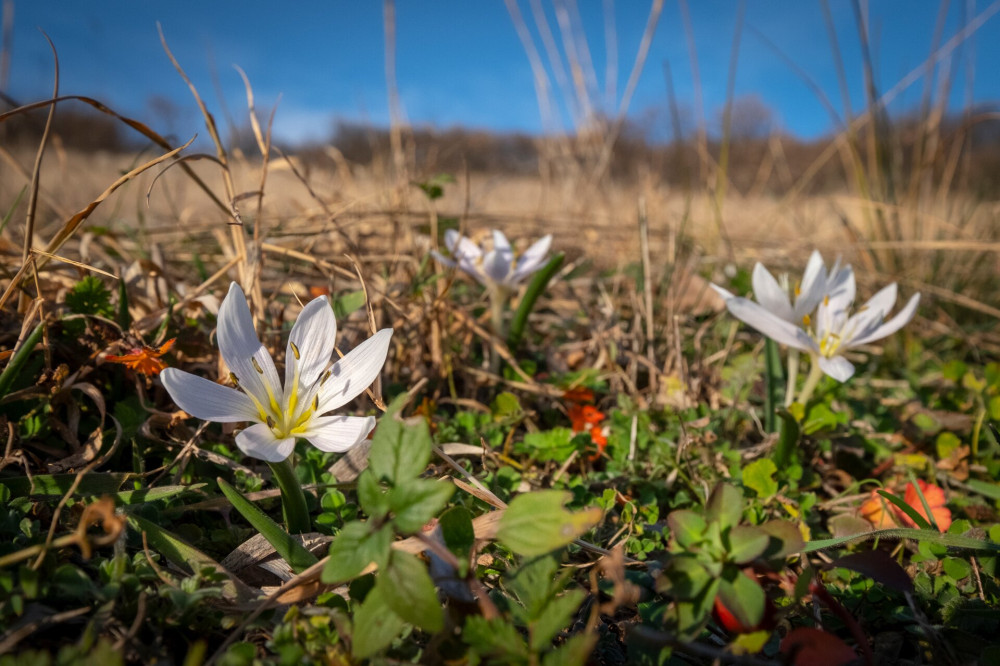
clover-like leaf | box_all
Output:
[496,490,602,557]
[667,510,707,550]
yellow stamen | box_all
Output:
[290,341,300,360]
[252,357,264,374]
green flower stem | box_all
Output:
[784,348,799,408]
[796,356,825,407]
[267,457,311,534]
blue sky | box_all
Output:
[7,1,1000,145]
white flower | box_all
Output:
[161,283,392,463]
[431,229,552,289]
[712,250,853,327]
[715,267,920,382]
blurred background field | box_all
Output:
[2,0,1000,322]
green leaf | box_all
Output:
[759,520,806,559]
[876,489,932,531]
[380,551,444,633]
[463,616,529,661]
[519,428,577,463]
[332,290,367,319]
[656,555,714,600]
[763,338,783,433]
[388,478,454,534]
[0,323,44,399]
[356,470,390,520]
[803,528,1000,553]
[803,403,841,435]
[439,506,475,572]
[126,514,254,602]
[541,633,596,666]
[507,252,564,351]
[715,567,765,631]
[491,391,523,421]
[115,484,205,505]
[216,478,318,574]
[727,526,770,564]
[705,483,743,531]
[530,589,585,651]
[350,582,407,660]
[742,459,778,499]
[496,490,602,557]
[770,409,801,468]
[508,555,560,618]
[368,393,432,485]
[966,479,1000,501]
[322,521,393,584]
[667,510,707,549]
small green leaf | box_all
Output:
[656,555,714,600]
[491,392,523,421]
[351,582,407,659]
[322,522,393,584]
[356,470,390,520]
[388,478,454,534]
[368,393,433,485]
[332,290,367,319]
[759,520,805,559]
[530,589,585,651]
[217,478,318,574]
[541,633,597,666]
[462,616,529,661]
[715,567,765,631]
[743,459,779,499]
[706,483,743,530]
[439,506,475,574]
[727,526,770,564]
[380,551,444,633]
[667,510,707,549]
[520,428,577,463]
[496,490,602,557]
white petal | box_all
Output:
[491,230,512,254]
[445,230,482,262]
[818,355,855,382]
[827,268,856,311]
[235,422,296,462]
[725,297,816,351]
[429,249,456,269]
[301,415,375,453]
[751,263,794,323]
[850,293,920,347]
[510,234,553,283]
[216,283,283,409]
[317,328,393,413]
[286,295,337,390]
[482,250,512,283]
[710,283,736,301]
[793,251,828,318]
[160,368,259,422]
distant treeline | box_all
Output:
[5,102,1000,197]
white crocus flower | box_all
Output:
[161,283,393,463]
[718,273,920,382]
[431,229,552,289]
[712,251,853,327]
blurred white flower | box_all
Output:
[161,283,392,463]
[712,251,853,327]
[713,256,919,382]
[431,229,552,289]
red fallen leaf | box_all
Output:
[105,338,176,376]
[562,387,595,404]
[781,627,857,666]
[902,480,952,532]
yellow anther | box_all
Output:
[312,395,319,410]
[802,314,811,326]
[266,415,276,429]
[252,357,264,374]
[229,372,240,386]
[823,295,830,306]
[320,370,332,385]
[290,341,301,360]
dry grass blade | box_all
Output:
[36,137,195,273]
[20,31,58,315]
